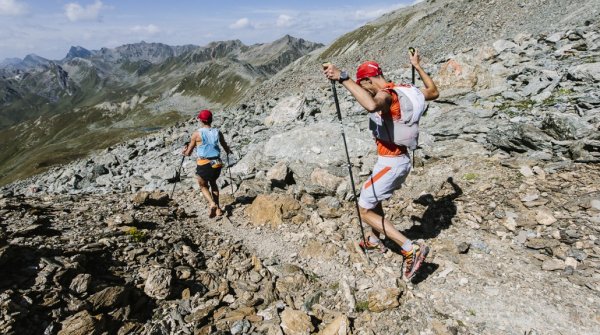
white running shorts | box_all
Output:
[358,155,411,209]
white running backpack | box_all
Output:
[368,84,426,150]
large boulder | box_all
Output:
[264,96,304,126]
[487,123,554,153]
[263,122,372,166]
[542,113,594,140]
[245,194,301,227]
[568,63,600,82]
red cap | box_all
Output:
[356,61,383,83]
[197,109,212,122]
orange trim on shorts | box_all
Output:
[363,166,391,190]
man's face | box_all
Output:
[358,77,377,96]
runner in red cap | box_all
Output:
[323,50,439,280]
[183,109,233,218]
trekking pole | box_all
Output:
[170,155,185,199]
[226,153,235,195]
[170,141,189,199]
[409,47,416,168]
[325,68,370,263]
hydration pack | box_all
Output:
[368,84,426,150]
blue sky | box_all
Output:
[0,0,419,60]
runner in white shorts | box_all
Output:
[323,49,439,280]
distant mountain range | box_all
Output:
[0,36,323,185]
[0,36,323,128]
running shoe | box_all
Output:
[401,242,429,280]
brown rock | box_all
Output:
[310,168,344,190]
[525,238,561,250]
[280,308,314,335]
[132,191,150,205]
[245,194,301,227]
[319,314,350,335]
[368,288,401,312]
[88,286,128,312]
[299,239,337,260]
[535,208,557,226]
[58,310,104,335]
[541,259,565,271]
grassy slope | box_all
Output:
[0,108,185,186]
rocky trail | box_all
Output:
[2,152,599,334]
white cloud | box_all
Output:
[0,0,28,16]
[131,24,160,35]
[65,0,106,22]
[229,17,251,29]
[276,14,293,27]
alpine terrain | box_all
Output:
[1,0,600,334]
[0,36,322,185]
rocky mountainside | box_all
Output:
[2,0,600,334]
[0,36,322,186]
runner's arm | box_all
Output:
[323,63,391,113]
[183,132,198,156]
[342,80,392,113]
[219,131,233,155]
[410,49,439,101]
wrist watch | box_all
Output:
[338,70,349,83]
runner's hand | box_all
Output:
[322,63,341,81]
[409,49,421,67]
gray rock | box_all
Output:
[542,113,593,140]
[487,123,554,153]
[70,274,92,294]
[568,63,600,82]
[263,122,372,166]
[144,267,172,300]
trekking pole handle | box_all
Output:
[409,47,416,85]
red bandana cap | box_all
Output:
[197,109,213,122]
[356,61,383,83]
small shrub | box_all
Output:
[355,300,369,312]
[463,173,478,181]
[127,227,147,242]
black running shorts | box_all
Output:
[196,163,222,182]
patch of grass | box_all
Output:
[306,271,320,283]
[468,309,476,316]
[329,282,340,291]
[0,106,186,186]
[175,62,251,105]
[127,227,147,242]
[320,25,378,60]
[355,300,369,312]
[463,173,478,181]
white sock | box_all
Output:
[401,240,413,252]
[369,235,380,244]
